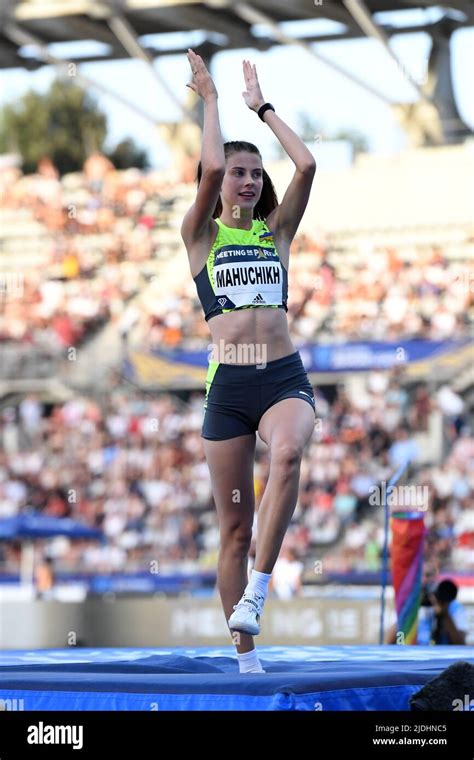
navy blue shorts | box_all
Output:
[202,350,316,441]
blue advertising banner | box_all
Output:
[302,338,472,372]
[125,339,472,381]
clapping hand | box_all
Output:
[186,49,218,101]
[242,59,265,112]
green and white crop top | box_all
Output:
[193,218,288,321]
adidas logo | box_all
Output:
[252,293,265,304]
[218,297,227,307]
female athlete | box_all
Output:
[181,49,316,673]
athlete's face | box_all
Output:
[221,152,263,212]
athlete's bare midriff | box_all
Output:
[187,218,295,365]
[208,306,295,364]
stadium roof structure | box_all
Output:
[1,1,473,146]
[1,1,473,68]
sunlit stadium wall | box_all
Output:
[1,597,474,648]
[267,141,474,234]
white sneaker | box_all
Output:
[228,591,265,635]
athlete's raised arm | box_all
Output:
[181,49,225,243]
[242,60,316,243]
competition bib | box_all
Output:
[212,244,283,307]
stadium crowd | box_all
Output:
[0,154,174,351]
[0,374,472,579]
[1,155,472,354]
[136,241,473,351]
[0,155,472,584]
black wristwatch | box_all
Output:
[257,102,275,121]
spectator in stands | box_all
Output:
[386,561,468,645]
[270,546,304,600]
[388,423,420,468]
[83,152,114,194]
[418,579,468,645]
[35,555,55,600]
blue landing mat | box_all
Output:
[0,646,472,711]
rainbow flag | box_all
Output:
[390,513,426,644]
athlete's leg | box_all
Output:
[204,434,257,654]
[255,398,315,573]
